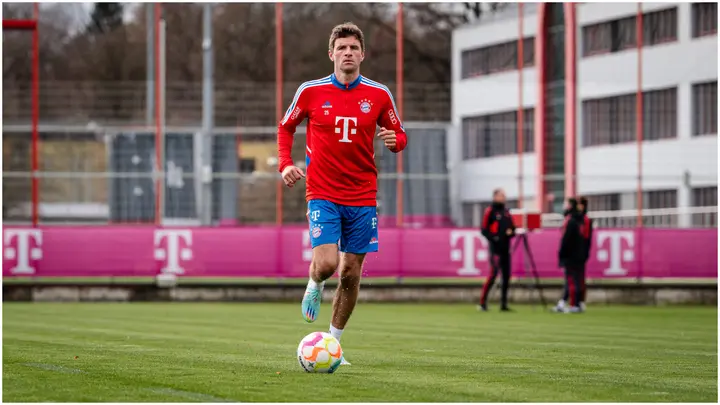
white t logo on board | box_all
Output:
[154,230,193,275]
[335,116,357,143]
[449,230,489,276]
[596,231,635,276]
[4,229,42,275]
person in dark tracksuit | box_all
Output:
[478,188,516,312]
[557,198,592,313]
[578,196,593,310]
[553,198,577,313]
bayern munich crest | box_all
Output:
[359,98,373,114]
[311,226,322,238]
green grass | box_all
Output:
[3,303,717,402]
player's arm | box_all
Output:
[585,218,594,260]
[277,84,309,186]
[376,90,408,153]
[558,219,579,264]
[506,209,517,238]
[480,207,496,242]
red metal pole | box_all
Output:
[275,2,284,225]
[154,3,162,225]
[535,5,547,212]
[636,4,644,224]
[636,3,644,280]
[31,3,40,227]
[396,3,404,227]
[564,3,578,201]
[517,4,524,216]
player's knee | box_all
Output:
[338,270,361,290]
[313,256,338,279]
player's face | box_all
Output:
[494,191,506,204]
[329,36,364,74]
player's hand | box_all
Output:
[506,229,513,236]
[281,165,305,188]
[377,127,396,150]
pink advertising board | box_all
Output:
[2,226,717,280]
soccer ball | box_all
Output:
[296,331,343,373]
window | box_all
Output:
[582,22,612,55]
[581,8,677,58]
[582,87,677,146]
[643,7,678,45]
[462,108,534,159]
[692,186,717,227]
[614,17,637,51]
[461,37,535,79]
[692,2,717,38]
[641,189,678,227]
[692,81,717,136]
[582,16,635,56]
[643,87,677,141]
[644,189,677,209]
[583,193,621,212]
[238,158,255,173]
[693,186,717,206]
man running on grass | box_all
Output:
[276,22,408,365]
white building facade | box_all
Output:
[450,2,717,227]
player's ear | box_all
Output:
[328,49,334,61]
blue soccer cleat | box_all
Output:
[301,288,322,323]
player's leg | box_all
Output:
[579,264,587,312]
[328,204,378,365]
[554,267,570,312]
[499,252,511,311]
[479,253,500,311]
[566,266,583,313]
[330,251,365,365]
[302,200,342,323]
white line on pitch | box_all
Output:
[21,363,86,374]
[147,387,236,403]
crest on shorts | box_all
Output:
[311,225,322,238]
[359,98,373,114]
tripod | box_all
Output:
[511,230,547,309]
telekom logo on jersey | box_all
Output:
[335,116,357,143]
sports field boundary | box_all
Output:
[3,277,716,305]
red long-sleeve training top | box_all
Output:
[277,73,407,206]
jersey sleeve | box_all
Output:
[277,84,311,173]
[377,89,408,153]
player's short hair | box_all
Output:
[329,22,365,52]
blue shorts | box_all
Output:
[307,199,379,254]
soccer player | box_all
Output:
[478,188,516,312]
[557,197,592,313]
[276,22,407,365]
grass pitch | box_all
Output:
[3,302,717,402]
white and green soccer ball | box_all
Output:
[297,332,343,373]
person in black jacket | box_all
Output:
[578,196,593,311]
[553,198,577,313]
[478,188,516,312]
[557,197,592,313]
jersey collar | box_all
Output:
[331,73,362,90]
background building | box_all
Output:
[451,2,717,227]
[2,2,717,229]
